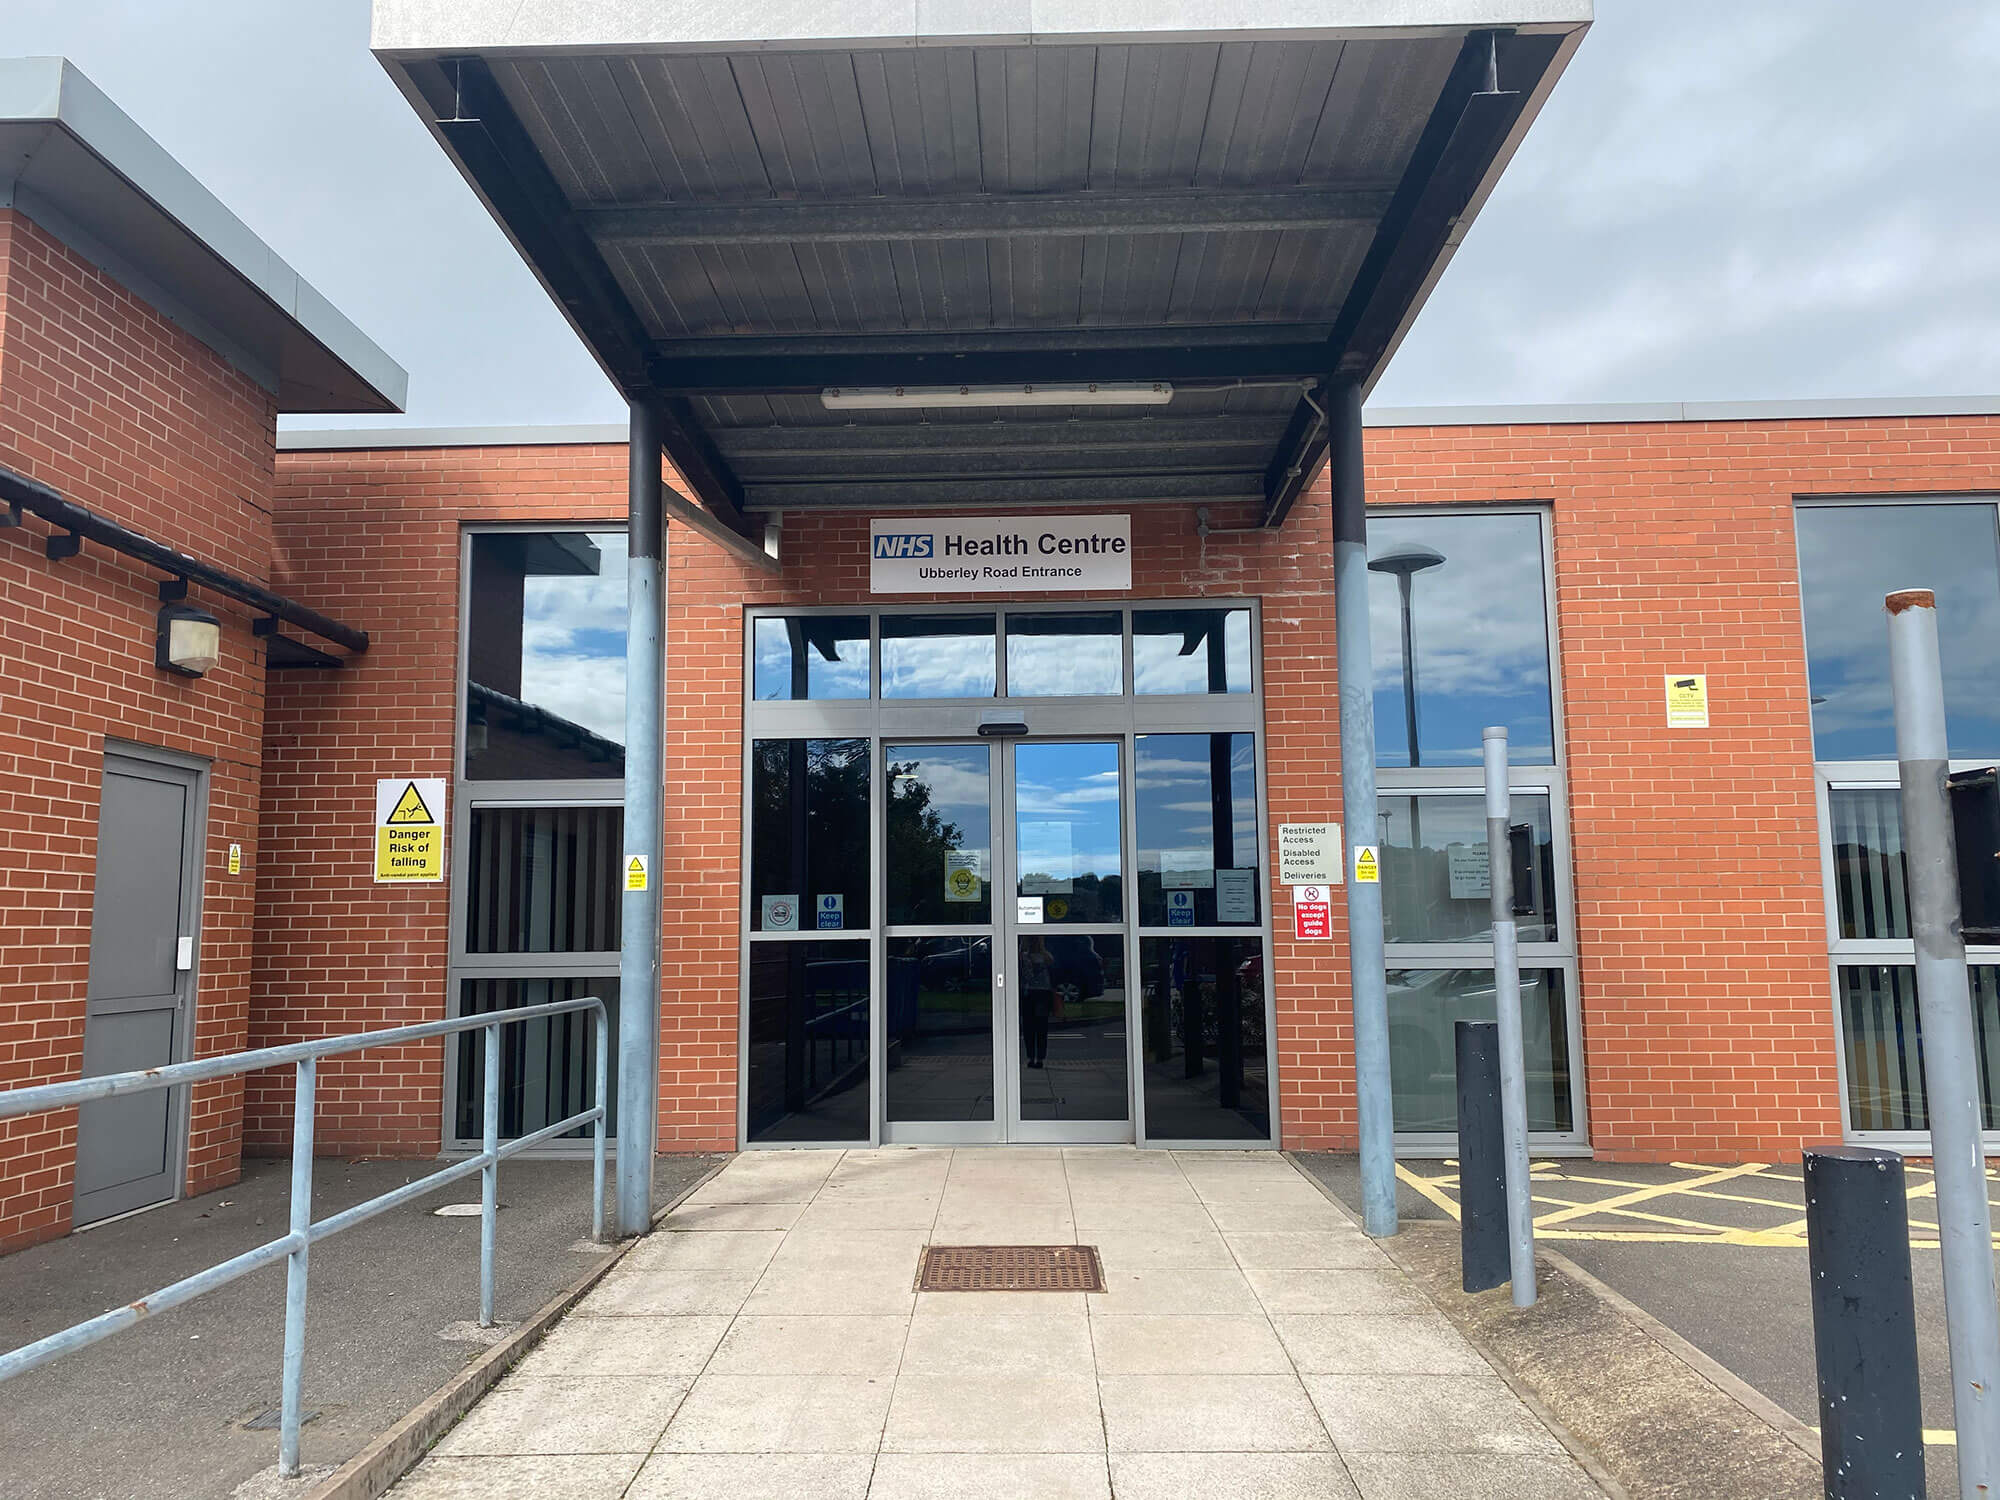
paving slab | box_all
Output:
[388,1148,1607,1499]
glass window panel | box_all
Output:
[1379,794,1557,944]
[455,977,618,1141]
[1829,788,1910,941]
[1139,936,1268,1140]
[1799,504,2000,760]
[1387,968,1572,1132]
[887,936,993,1122]
[886,744,991,925]
[1839,965,2000,1132]
[750,739,870,932]
[1018,934,1128,1121]
[753,615,871,700]
[1013,740,1123,924]
[1368,513,1553,768]
[464,805,622,953]
[746,940,872,1142]
[1132,608,1251,694]
[1006,612,1122,696]
[465,531,626,780]
[881,614,997,698]
[1135,733,1261,927]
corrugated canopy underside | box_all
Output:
[378,18,1580,528]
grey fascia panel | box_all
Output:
[281,398,2000,452]
[370,0,1592,53]
[0,57,406,414]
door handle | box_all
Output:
[176,935,194,972]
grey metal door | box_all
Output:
[74,753,201,1225]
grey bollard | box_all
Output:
[1804,1146,1925,1499]
[1455,1020,1508,1293]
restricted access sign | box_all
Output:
[1278,823,1341,886]
[375,778,445,883]
[1293,884,1332,941]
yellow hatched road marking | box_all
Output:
[1533,1162,1771,1228]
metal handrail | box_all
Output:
[0,997,610,1478]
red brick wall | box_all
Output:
[0,209,277,1252]
[271,413,2000,1164]
[253,445,626,1156]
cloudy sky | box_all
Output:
[8,2,1997,426]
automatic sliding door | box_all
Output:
[1007,740,1133,1141]
[884,743,998,1138]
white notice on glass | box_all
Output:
[761,894,800,931]
[1018,821,1074,895]
[1161,849,1214,889]
[1016,895,1045,925]
[1447,843,1490,901]
[1216,867,1256,922]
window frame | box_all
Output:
[738,599,1276,1151]
[1371,504,1587,1157]
[444,523,629,1155]
[1797,492,2000,1149]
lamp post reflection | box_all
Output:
[1368,542,1446,767]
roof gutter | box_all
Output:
[0,462,369,657]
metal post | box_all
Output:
[278,1057,316,1478]
[1804,1146,1925,1499]
[1887,586,2000,1497]
[1455,1020,1507,1292]
[1330,377,1396,1238]
[1484,726,1536,1307]
[619,400,665,1238]
[479,1021,499,1327]
[592,1001,608,1244]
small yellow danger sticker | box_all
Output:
[1353,846,1380,884]
[374,777,445,883]
[626,855,649,892]
[227,843,242,876]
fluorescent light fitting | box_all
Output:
[821,382,1172,410]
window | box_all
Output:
[754,615,871,700]
[450,529,625,1150]
[881,614,997,698]
[464,531,627,780]
[1368,509,1581,1148]
[1802,499,2000,1143]
[1368,512,1553,768]
[1139,936,1268,1139]
[1798,503,2000,760]
[1007,612,1122,696]
[1133,608,1251,694]
[1134,733,1260,927]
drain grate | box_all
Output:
[918,1244,1106,1293]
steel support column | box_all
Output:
[617,400,665,1238]
[1330,379,1397,1238]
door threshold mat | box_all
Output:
[918,1244,1106,1292]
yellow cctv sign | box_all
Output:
[374,777,444,883]
[1665,673,1709,729]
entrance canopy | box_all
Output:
[373,3,1587,561]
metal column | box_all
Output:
[618,400,665,1238]
[1887,586,2000,1496]
[1330,378,1397,1239]
[1484,725,1535,1306]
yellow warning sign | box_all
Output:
[1353,845,1380,884]
[374,777,445,883]
[945,861,980,902]
[227,843,242,876]
[1046,896,1070,921]
[1665,673,1709,729]
[626,855,649,892]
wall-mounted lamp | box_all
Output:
[156,602,220,678]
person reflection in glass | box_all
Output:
[1021,936,1055,1069]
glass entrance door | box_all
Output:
[1005,740,1132,1143]
[881,738,1133,1143]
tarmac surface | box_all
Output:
[0,1152,716,1500]
[390,1147,1605,1499]
[1299,1152,2000,1500]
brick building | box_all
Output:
[0,60,403,1251]
[262,402,1999,1180]
[4,11,1999,1262]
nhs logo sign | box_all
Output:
[872,533,934,560]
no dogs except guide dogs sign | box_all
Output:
[1293,885,1332,941]
[375,778,445,883]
